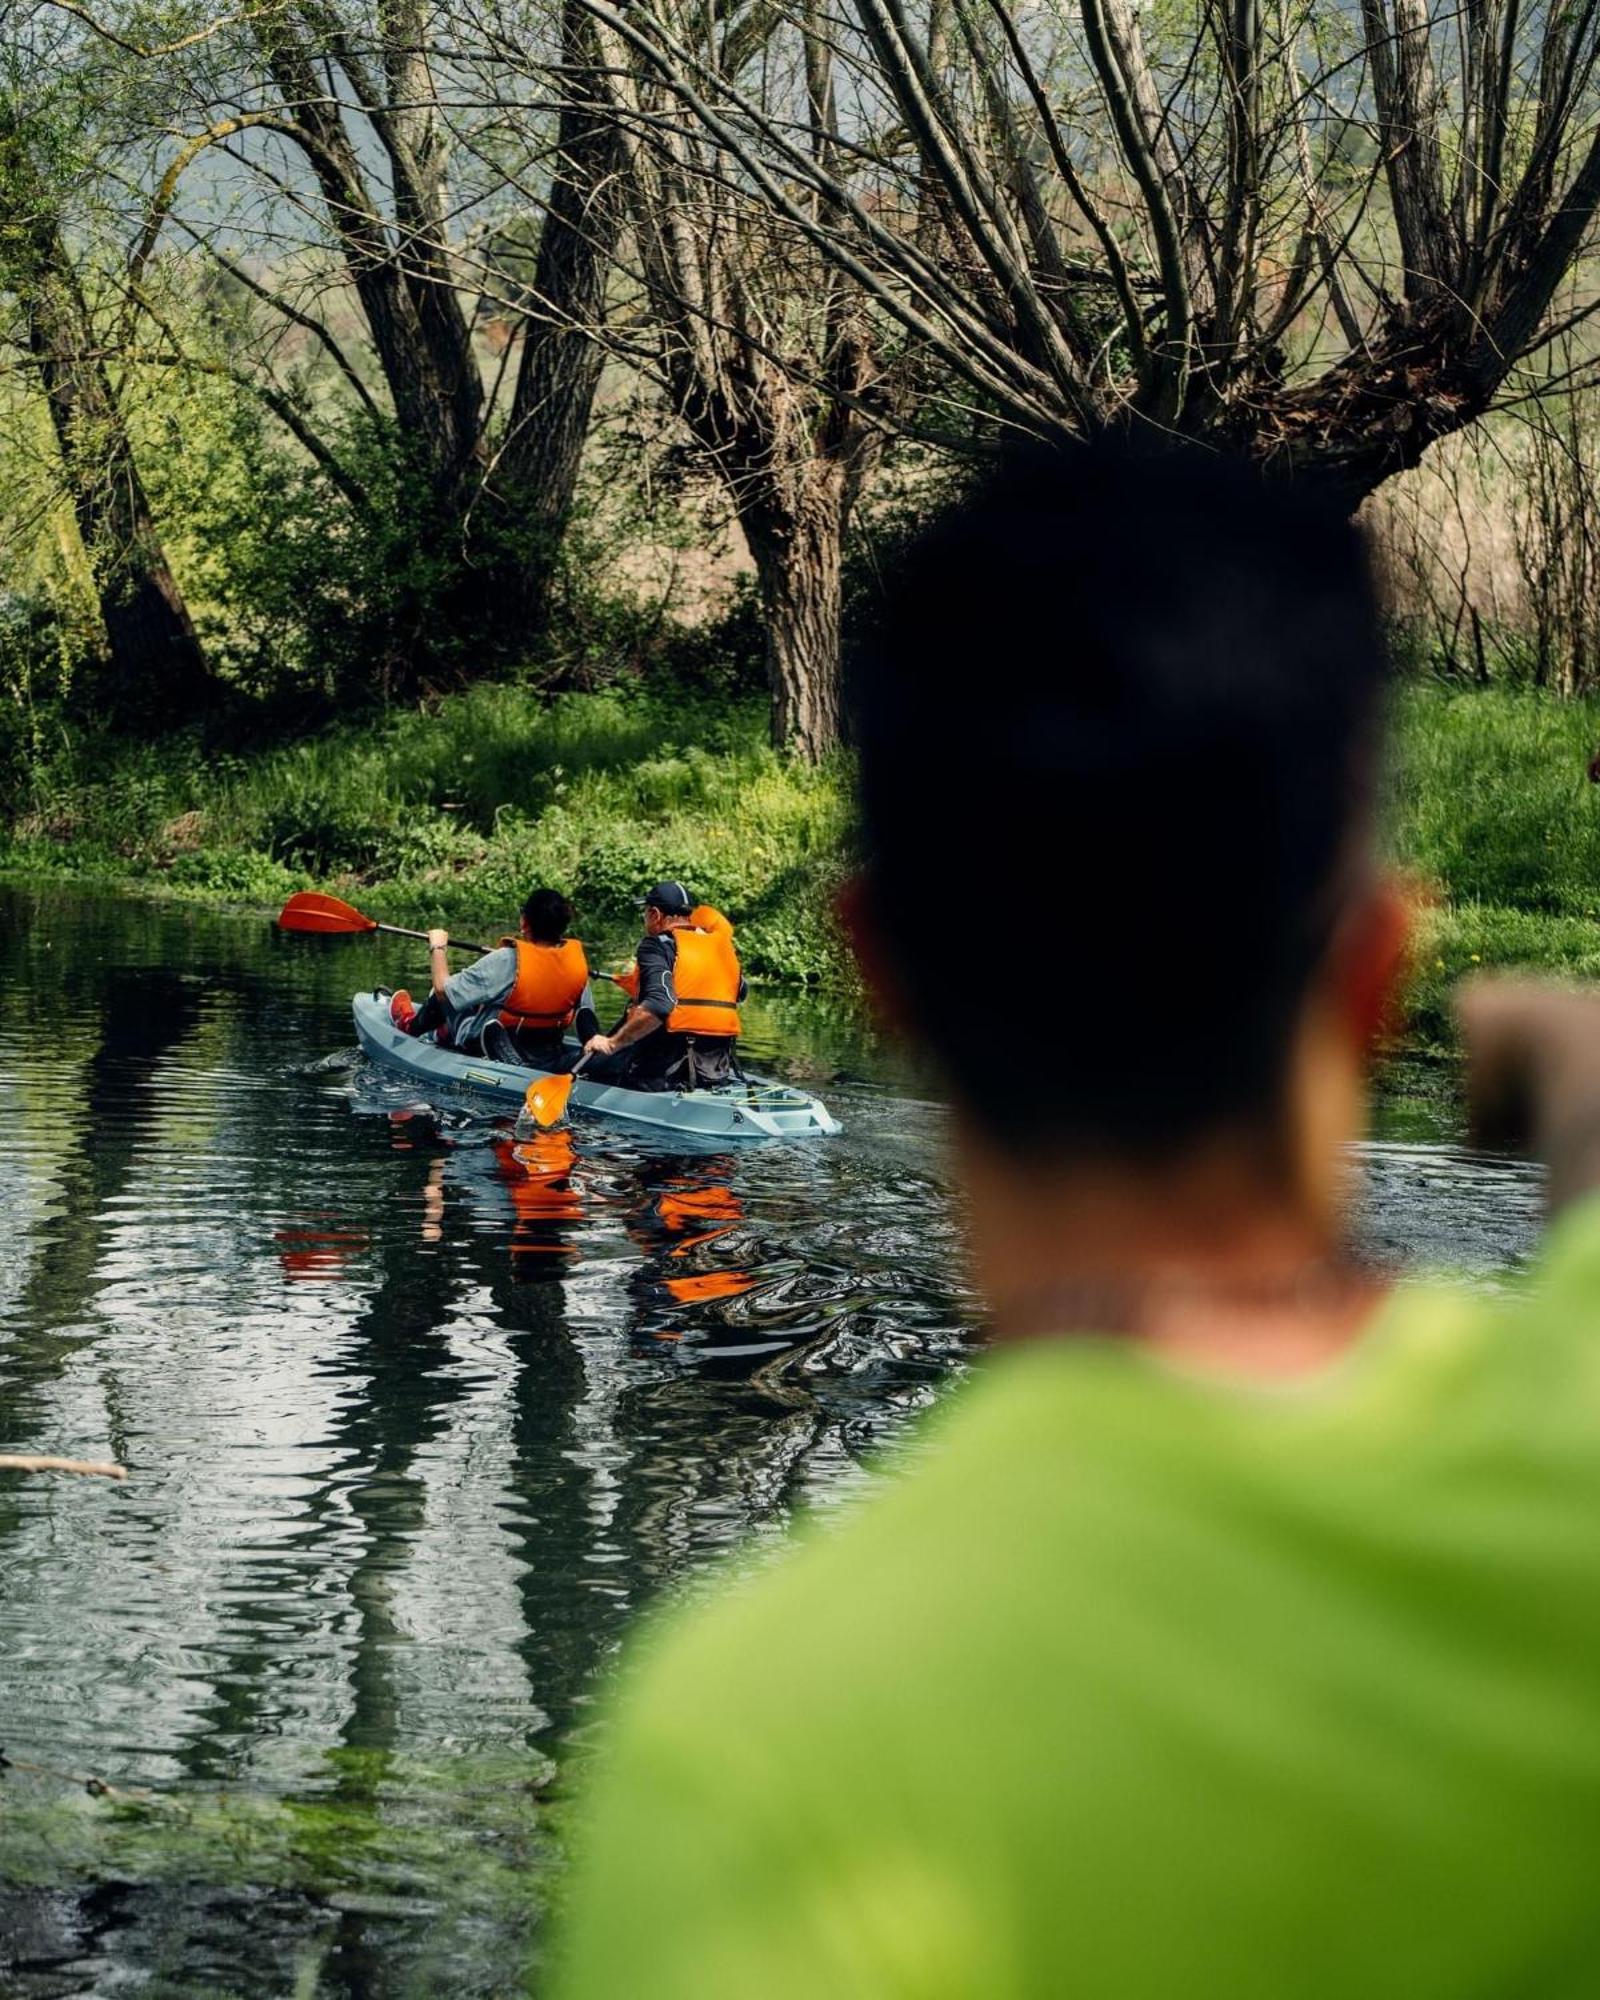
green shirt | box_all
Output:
[554,1198,1600,1998]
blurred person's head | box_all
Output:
[849,443,1409,1259]
[522,888,573,944]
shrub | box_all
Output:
[164,847,299,900]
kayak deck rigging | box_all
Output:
[351,991,841,1141]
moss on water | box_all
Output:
[0,1748,564,1996]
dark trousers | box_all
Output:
[407,993,459,1044]
[508,1030,575,1070]
[583,1032,738,1092]
[406,996,575,1070]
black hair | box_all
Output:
[522,888,572,944]
[849,442,1390,1162]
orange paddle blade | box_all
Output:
[277,892,377,935]
[523,1073,576,1130]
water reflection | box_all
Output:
[500,1131,584,1272]
[0,890,972,1765]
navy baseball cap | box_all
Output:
[639,880,693,916]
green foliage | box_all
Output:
[163,847,299,900]
[1386,685,1600,916]
[141,405,488,701]
[17,676,1600,1011]
[0,682,855,983]
[1402,904,1600,1052]
[1384,685,1600,1047]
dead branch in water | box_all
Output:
[0,1454,127,1480]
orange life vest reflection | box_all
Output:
[654,1184,742,1254]
[662,1267,758,1305]
[276,1219,370,1281]
[497,1131,582,1258]
[646,1181,756,1312]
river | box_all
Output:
[0,881,1545,1996]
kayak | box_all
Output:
[351,991,842,1141]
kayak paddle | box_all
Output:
[278,892,629,982]
[524,1055,593,1131]
[277,892,491,955]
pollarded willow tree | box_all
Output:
[187,0,628,666]
[467,0,891,756]
[573,0,1600,515]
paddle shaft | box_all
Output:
[379,920,492,954]
[282,896,627,982]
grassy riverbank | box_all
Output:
[6,679,1600,1024]
[1,684,849,984]
[1392,685,1600,1048]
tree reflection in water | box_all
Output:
[0,882,978,1994]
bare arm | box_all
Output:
[586,934,674,1057]
[428,928,451,1000]
[588,1006,662,1058]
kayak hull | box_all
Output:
[351,991,841,1141]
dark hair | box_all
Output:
[522,888,572,944]
[850,443,1389,1161]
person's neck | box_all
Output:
[962,1127,1386,1381]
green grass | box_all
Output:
[9,676,1600,1022]
[0,684,854,985]
[1387,684,1600,917]
[1385,684,1600,1047]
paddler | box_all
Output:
[581,881,745,1090]
[389,887,598,1066]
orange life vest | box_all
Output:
[497,937,589,1032]
[666,911,742,1037]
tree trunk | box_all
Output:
[260,28,484,496]
[497,0,628,630]
[376,0,487,485]
[740,466,848,762]
[29,273,210,717]
[2,117,210,720]
[1229,302,1493,509]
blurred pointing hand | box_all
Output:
[1459,978,1600,1214]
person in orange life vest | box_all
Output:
[582,881,746,1091]
[390,887,599,1064]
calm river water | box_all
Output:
[0,881,1545,1996]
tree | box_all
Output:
[485,0,887,755]
[573,0,1600,506]
[231,0,626,657]
[38,0,628,686]
[0,93,209,717]
[489,0,629,633]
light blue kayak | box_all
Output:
[352,991,842,1141]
